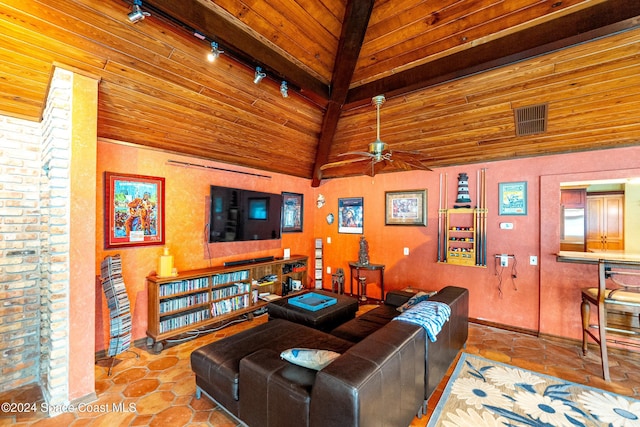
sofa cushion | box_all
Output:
[384,289,416,307]
[330,304,399,343]
[281,348,341,370]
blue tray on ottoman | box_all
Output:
[288,293,337,311]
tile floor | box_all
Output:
[2,309,639,427]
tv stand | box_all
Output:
[146,255,307,352]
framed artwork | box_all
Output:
[499,181,527,215]
[385,189,427,226]
[281,192,303,232]
[104,172,165,249]
[338,197,363,234]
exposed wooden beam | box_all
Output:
[345,0,640,108]
[311,0,375,187]
[144,0,330,103]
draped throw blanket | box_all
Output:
[394,301,451,342]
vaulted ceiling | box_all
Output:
[2,0,640,186]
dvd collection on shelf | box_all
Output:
[210,294,250,317]
[159,292,210,314]
[100,254,132,357]
[212,270,250,285]
[159,308,210,333]
[146,256,309,348]
[159,277,209,297]
[212,282,250,300]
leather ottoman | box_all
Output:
[267,290,358,332]
[190,318,353,416]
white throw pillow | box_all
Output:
[280,348,340,370]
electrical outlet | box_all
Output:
[404,247,409,256]
[530,255,538,266]
[500,254,508,267]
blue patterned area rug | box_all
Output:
[427,353,640,427]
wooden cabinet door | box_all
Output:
[603,195,624,250]
[586,197,604,251]
[586,195,624,251]
[561,188,586,208]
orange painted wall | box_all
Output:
[96,141,640,352]
[95,142,317,352]
[314,146,640,339]
[68,73,98,400]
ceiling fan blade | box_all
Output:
[353,159,381,177]
[338,151,375,158]
[391,158,433,171]
[369,160,386,176]
[320,157,371,170]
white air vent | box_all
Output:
[514,103,548,136]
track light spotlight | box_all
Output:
[207,42,223,62]
[253,67,266,84]
[280,81,288,98]
[128,0,149,23]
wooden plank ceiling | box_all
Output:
[1,0,640,186]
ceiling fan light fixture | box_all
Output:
[369,141,387,154]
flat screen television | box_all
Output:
[208,186,282,242]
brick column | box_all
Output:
[40,67,74,408]
[0,115,42,392]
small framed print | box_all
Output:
[104,172,165,248]
[338,197,363,234]
[281,192,303,232]
[385,190,427,226]
[499,181,527,215]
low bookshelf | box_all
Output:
[146,255,308,351]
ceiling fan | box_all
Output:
[319,95,431,178]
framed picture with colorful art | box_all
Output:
[281,192,303,233]
[104,172,165,249]
[499,181,527,215]
[338,197,363,234]
[385,189,427,226]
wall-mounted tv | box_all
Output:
[208,186,282,242]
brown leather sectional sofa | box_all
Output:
[190,286,468,427]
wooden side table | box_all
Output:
[348,261,385,303]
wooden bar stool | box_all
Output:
[581,259,640,381]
